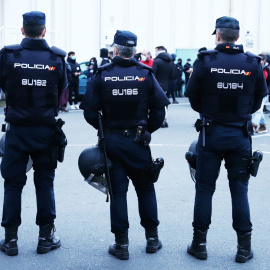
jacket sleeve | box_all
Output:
[169,62,176,79]
[184,60,203,113]
[152,60,158,76]
[251,65,269,113]
[80,74,102,129]
[58,59,68,95]
[148,73,170,133]
[183,64,189,72]
[66,63,72,84]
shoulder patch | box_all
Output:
[49,46,66,57]
[98,62,114,72]
[3,44,22,52]
[198,49,218,59]
[1,45,22,58]
[245,51,261,63]
[137,61,153,72]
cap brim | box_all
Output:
[212,29,216,35]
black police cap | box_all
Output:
[23,11,46,26]
[212,16,240,35]
[111,30,137,47]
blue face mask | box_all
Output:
[71,56,76,60]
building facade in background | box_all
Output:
[1,0,270,63]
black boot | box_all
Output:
[235,232,253,263]
[187,229,207,260]
[0,227,18,256]
[108,231,129,260]
[37,224,61,254]
[145,227,162,253]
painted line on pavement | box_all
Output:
[252,133,270,138]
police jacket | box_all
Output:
[66,57,81,84]
[152,52,174,92]
[80,56,170,133]
[185,43,269,123]
[0,38,68,126]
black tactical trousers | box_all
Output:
[1,125,56,228]
[193,124,252,232]
[105,131,160,234]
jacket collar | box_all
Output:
[215,43,244,54]
[112,56,138,67]
[20,38,50,50]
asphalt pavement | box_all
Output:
[0,98,269,270]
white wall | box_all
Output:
[0,0,269,62]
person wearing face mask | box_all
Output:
[176,58,184,97]
[185,16,268,263]
[183,58,192,86]
[67,51,81,110]
[84,57,97,82]
[140,50,154,67]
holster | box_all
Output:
[243,121,254,137]
[194,119,213,135]
[134,126,151,146]
[51,119,67,163]
[143,158,164,183]
[249,150,263,177]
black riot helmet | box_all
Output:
[78,146,112,194]
[78,146,112,178]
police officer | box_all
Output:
[80,30,170,260]
[0,11,68,256]
[185,16,268,263]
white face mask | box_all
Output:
[141,55,147,61]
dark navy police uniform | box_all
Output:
[185,43,268,232]
[0,37,67,228]
[80,56,170,234]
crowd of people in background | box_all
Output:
[58,45,270,135]
[58,46,191,114]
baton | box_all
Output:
[97,112,114,205]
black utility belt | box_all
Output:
[105,126,151,146]
[105,128,137,137]
[194,119,253,137]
